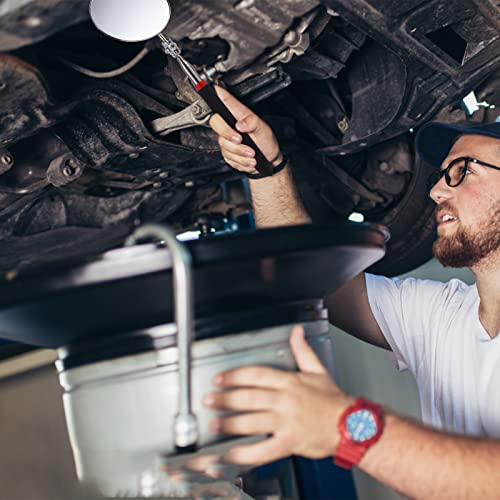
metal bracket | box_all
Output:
[265,10,316,66]
[46,153,83,187]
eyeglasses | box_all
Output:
[427,156,500,194]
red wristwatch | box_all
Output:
[334,397,384,469]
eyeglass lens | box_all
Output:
[447,158,468,187]
[427,158,468,194]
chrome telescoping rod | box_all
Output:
[158,34,202,87]
[125,224,198,449]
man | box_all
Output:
[204,87,500,498]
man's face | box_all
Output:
[429,134,500,268]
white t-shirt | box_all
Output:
[365,273,500,438]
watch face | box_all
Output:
[346,409,379,442]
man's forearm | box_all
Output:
[249,163,311,227]
[360,412,500,499]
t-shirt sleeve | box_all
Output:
[364,273,467,375]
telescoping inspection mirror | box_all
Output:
[89,0,171,42]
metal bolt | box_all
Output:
[129,152,140,159]
[193,104,203,117]
[284,31,299,45]
[380,161,395,174]
[23,16,42,28]
[1,154,13,165]
[62,158,78,177]
[337,117,349,134]
[185,180,195,188]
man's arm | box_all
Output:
[209,87,309,228]
[209,87,388,349]
[325,274,390,349]
[360,413,500,499]
[206,327,500,500]
[247,168,310,227]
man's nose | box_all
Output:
[429,172,453,203]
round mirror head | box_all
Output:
[89,0,171,43]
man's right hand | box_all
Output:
[209,86,283,175]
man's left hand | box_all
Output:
[203,326,354,465]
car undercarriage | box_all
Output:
[0,0,499,276]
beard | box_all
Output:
[433,202,500,268]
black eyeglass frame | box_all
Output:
[428,156,500,193]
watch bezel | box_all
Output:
[338,399,384,448]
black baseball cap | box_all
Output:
[416,121,500,169]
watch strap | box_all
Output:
[334,435,367,469]
[244,155,288,179]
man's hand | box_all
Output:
[209,86,309,228]
[203,326,354,465]
[209,86,283,174]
